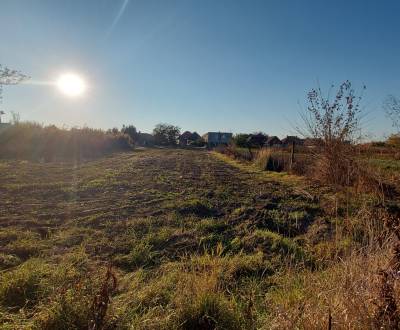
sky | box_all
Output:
[0,0,399,139]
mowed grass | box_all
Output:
[0,148,385,328]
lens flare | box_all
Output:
[56,73,86,97]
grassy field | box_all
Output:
[0,149,397,329]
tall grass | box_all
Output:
[0,122,133,161]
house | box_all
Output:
[202,132,232,146]
[191,132,201,141]
[246,133,268,147]
[0,111,10,131]
[281,136,304,147]
[265,136,281,147]
[179,131,192,146]
[179,131,202,146]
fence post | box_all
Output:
[290,141,295,170]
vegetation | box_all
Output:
[0,65,29,105]
[231,133,250,148]
[0,146,398,329]
[300,81,365,186]
[0,74,399,328]
[121,125,138,144]
[387,134,400,148]
[0,122,133,161]
[384,94,400,132]
[153,123,181,146]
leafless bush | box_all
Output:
[384,95,400,133]
[299,81,365,187]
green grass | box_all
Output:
[367,157,400,173]
[0,148,397,328]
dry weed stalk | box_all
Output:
[89,265,117,330]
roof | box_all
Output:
[266,136,281,144]
[281,136,304,145]
[180,131,202,141]
[179,131,193,139]
[203,132,232,136]
[191,132,201,140]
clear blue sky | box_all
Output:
[0,0,399,139]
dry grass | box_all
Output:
[0,122,133,161]
[267,248,391,329]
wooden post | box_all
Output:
[290,141,295,170]
[328,309,332,330]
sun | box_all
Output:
[56,73,87,97]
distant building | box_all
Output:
[265,136,281,147]
[304,138,323,147]
[281,136,304,147]
[179,131,192,146]
[202,132,232,146]
[191,132,201,141]
[246,133,267,147]
[179,131,202,146]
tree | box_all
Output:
[383,95,400,133]
[107,127,120,135]
[153,123,180,146]
[232,134,250,148]
[246,132,268,148]
[121,125,138,143]
[0,65,29,112]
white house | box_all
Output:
[202,132,233,146]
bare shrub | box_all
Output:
[383,95,400,132]
[299,81,365,186]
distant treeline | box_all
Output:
[0,122,133,161]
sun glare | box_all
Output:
[56,73,86,97]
